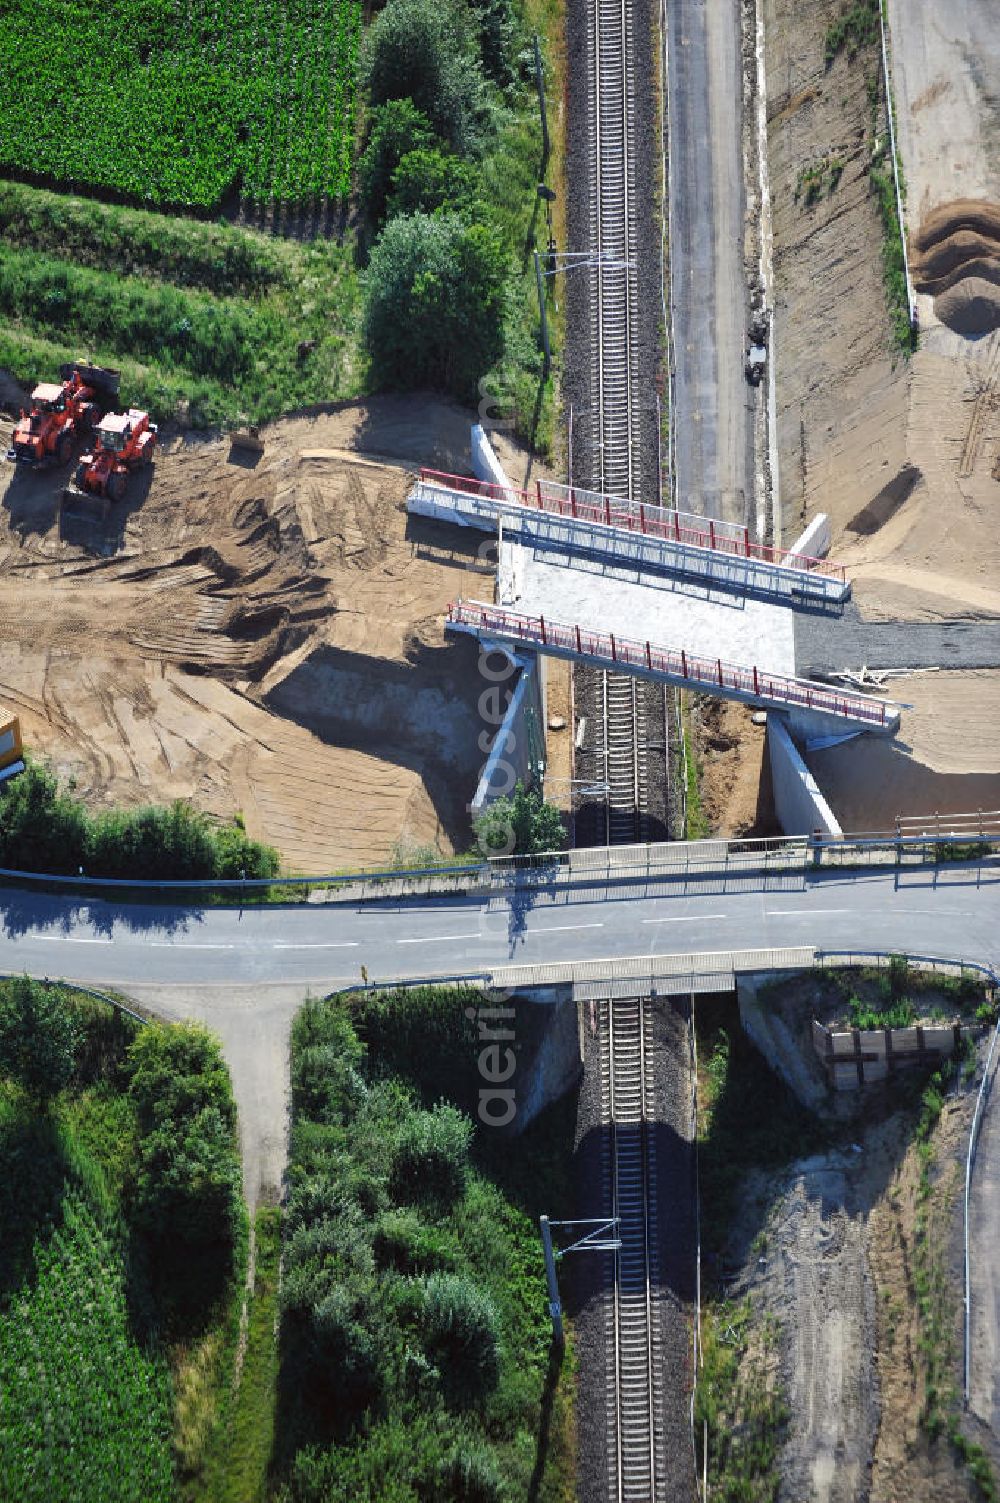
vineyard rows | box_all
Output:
[0,1193,174,1503]
[1,0,361,207]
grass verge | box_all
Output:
[909,1053,998,1500]
[193,1207,282,1503]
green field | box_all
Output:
[1,0,360,208]
[0,181,361,428]
[0,1186,175,1503]
[0,0,557,446]
[0,982,246,1503]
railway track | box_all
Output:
[590,0,640,498]
[600,996,665,1501]
[578,0,673,851]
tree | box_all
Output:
[387,147,484,222]
[357,99,437,233]
[0,977,80,1105]
[472,781,566,856]
[364,212,510,402]
[360,0,485,152]
[0,760,87,873]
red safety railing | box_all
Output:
[418,469,845,581]
[447,599,892,726]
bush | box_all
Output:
[357,99,437,232]
[309,1289,382,1411]
[364,212,511,402]
[291,998,367,1121]
[0,976,80,1104]
[467,0,518,92]
[128,1021,237,1134]
[422,1272,501,1402]
[0,758,279,881]
[0,760,87,873]
[373,1207,456,1272]
[388,147,484,220]
[390,1103,472,1209]
[126,1022,241,1320]
[472,781,566,856]
[360,0,485,152]
[436,1443,509,1502]
[132,1104,241,1247]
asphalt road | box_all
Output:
[4,862,999,990]
[668,0,753,522]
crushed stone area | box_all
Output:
[723,973,988,1502]
[753,1152,878,1503]
[0,391,524,872]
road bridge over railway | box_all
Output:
[0,854,996,986]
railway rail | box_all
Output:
[600,996,665,1500]
[591,0,640,500]
[579,0,674,854]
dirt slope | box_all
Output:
[0,393,515,872]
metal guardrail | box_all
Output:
[447,599,894,727]
[1,828,999,901]
[418,468,845,579]
[413,477,847,604]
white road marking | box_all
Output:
[765,908,847,917]
[397,932,481,945]
[642,914,727,924]
[527,922,604,933]
[32,933,112,944]
[273,941,359,950]
[146,941,237,950]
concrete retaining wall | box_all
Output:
[768,714,843,837]
[471,424,518,498]
[787,512,831,562]
[812,1016,980,1089]
[470,650,543,815]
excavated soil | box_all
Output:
[763,0,1000,821]
[0,390,524,873]
[689,694,777,838]
[912,199,1000,336]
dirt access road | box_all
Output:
[0,390,526,873]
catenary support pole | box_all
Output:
[539,1215,564,1345]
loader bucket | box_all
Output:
[60,362,122,403]
[230,427,265,456]
[59,483,109,523]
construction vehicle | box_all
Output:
[229,424,264,459]
[63,407,157,511]
[5,363,120,466]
